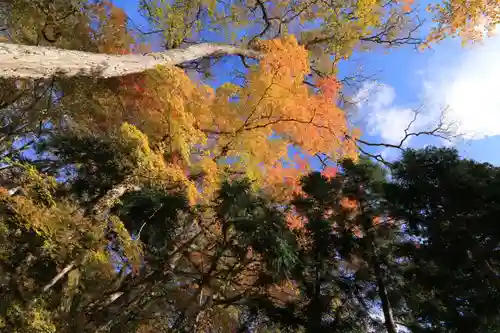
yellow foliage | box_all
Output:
[29,306,57,333]
[118,122,154,163]
[116,123,200,204]
[100,36,361,201]
[66,34,361,201]
[425,0,500,44]
[192,157,220,199]
[108,215,143,272]
[0,192,104,260]
[145,66,208,162]
[206,36,359,193]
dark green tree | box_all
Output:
[386,147,500,333]
[253,157,406,333]
[0,138,300,333]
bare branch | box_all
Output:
[352,107,458,166]
[357,107,453,149]
[91,179,142,218]
[126,17,164,36]
[315,153,330,169]
[248,0,274,46]
[305,10,425,50]
[359,12,425,47]
[42,261,76,292]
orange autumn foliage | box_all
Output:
[316,76,342,101]
[322,166,338,179]
[218,37,359,195]
[340,197,358,210]
[286,208,307,230]
[265,155,309,199]
[372,215,396,227]
[249,37,359,159]
[87,1,151,56]
[372,216,382,226]
[91,1,133,55]
[400,0,415,13]
[265,155,339,200]
[71,34,360,201]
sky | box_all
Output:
[350,26,500,165]
[117,0,500,166]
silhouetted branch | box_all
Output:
[249,0,274,46]
[352,107,458,166]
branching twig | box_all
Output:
[352,107,458,166]
[248,0,274,46]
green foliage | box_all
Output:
[4,134,500,333]
[385,147,500,332]
[270,160,393,333]
[1,1,500,332]
[216,180,299,278]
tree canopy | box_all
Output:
[3,144,500,332]
[0,0,499,332]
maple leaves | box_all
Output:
[58,31,361,203]
[286,209,307,230]
[102,35,361,201]
[316,76,342,101]
[340,197,359,210]
[198,36,360,195]
[92,1,134,55]
[248,37,358,160]
[425,0,500,44]
[322,165,338,179]
[4,1,500,332]
[254,37,309,81]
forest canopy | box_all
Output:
[0,0,499,332]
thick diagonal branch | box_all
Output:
[91,180,141,218]
[42,260,76,292]
[0,42,262,79]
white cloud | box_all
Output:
[354,32,500,152]
[353,82,429,146]
[421,33,500,140]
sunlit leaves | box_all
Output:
[316,76,341,100]
[322,166,338,179]
[425,0,500,44]
[92,0,133,54]
[200,36,360,195]
[340,197,359,211]
[140,0,211,49]
[96,35,361,200]
[116,122,199,203]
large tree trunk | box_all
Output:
[0,42,261,79]
[373,256,398,333]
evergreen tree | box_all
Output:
[386,147,500,333]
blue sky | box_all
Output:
[349,30,500,165]
[117,0,500,166]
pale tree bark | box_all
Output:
[91,180,142,218]
[0,42,262,79]
[42,260,76,292]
